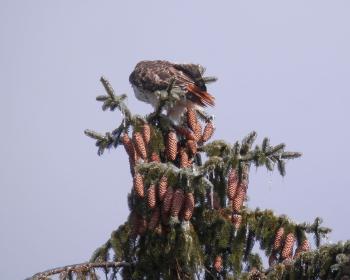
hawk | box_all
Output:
[129,60,215,121]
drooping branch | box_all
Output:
[27,261,131,280]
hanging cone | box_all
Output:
[133,173,144,198]
[231,213,242,229]
[281,233,295,260]
[227,169,239,200]
[268,253,277,266]
[166,131,178,161]
[171,189,184,217]
[147,184,157,209]
[133,131,147,160]
[180,148,190,168]
[138,216,147,236]
[201,121,215,143]
[148,207,160,231]
[186,107,198,131]
[162,187,174,214]
[186,140,197,155]
[175,126,196,141]
[121,133,135,158]
[194,122,202,142]
[213,256,223,272]
[273,227,285,251]
[150,151,161,163]
[294,239,310,259]
[213,192,221,210]
[158,176,168,201]
[183,192,194,221]
[142,123,151,145]
[232,183,247,212]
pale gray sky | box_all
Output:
[1,1,349,279]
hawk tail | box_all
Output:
[186,84,215,107]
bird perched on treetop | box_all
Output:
[129,60,216,122]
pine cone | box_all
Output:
[231,214,242,229]
[166,131,177,161]
[180,148,190,168]
[186,140,197,155]
[148,207,160,231]
[232,183,247,212]
[121,133,135,158]
[150,151,161,163]
[133,131,147,160]
[162,187,174,213]
[213,256,223,272]
[142,123,151,145]
[186,107,198,131]
[138,216,147,236]
[133,173,144,198]
[175,126,196,141]
[201,121,215,142]
[273,227,285,251]
[294,239,310,259]
[158,176,168,201]
[183,193,195,221]
[147,184,157,209]
[171,189,184,217]
[194,122,202,142]
[281,233,295,260]
[227,169,239,200]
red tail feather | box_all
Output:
[186,84,215,107]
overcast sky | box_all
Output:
[1,1,349,279]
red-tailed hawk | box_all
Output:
[129,60,215,121]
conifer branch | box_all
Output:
[27,261,130,280]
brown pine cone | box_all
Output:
[133,173,144,198]
[175,126,196,141]
[133,131,147,160]
[227,169,239,200]
[138,216,147,236]
[232,183,247,212]
[281,233,295,260]
[273,227,285,251]
[158,176,168,201]
[213,256,223,272]
[201,121,215,142]
[194,122,202,142]
[171,189,184,217]
[162,187,174,213]
[186,140,197,155]
[179,148,190,168]
[294,239,310,259]
[147,184,157,209]
[142,123,151,145]
[186,107,198,131]
[150,151,161,162]
[183,193,195,221]
[166,131,178,161]
[231,214,242,229]
[148,207,160,231]
[121,133,135,158]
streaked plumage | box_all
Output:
[129,60,215,121]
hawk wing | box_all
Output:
[129,60,215,107]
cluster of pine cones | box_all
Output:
[269,227,311,265]
[226,165,249,230]
[121,107,215,236]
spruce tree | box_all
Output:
[28,76,350,280]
